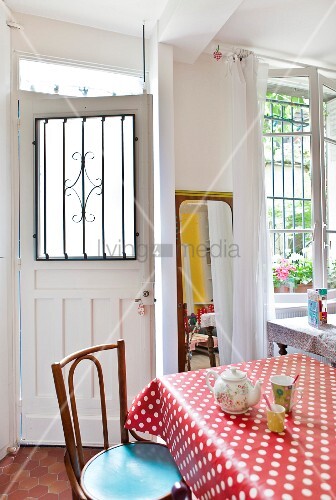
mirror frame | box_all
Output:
[175,190,233,372]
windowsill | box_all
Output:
[274,291,336,312]
[275,302,307,310]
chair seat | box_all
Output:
[81,442,182,499]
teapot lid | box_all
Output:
[221,367,246,381]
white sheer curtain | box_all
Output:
[228,54,273,363]
[208,201,233,365]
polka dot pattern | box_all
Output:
[125,354,336,499]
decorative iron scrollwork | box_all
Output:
[65,151,102,223]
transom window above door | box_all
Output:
[19,59,144,97]
[35,114,136,260]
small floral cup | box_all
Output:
[270,375,302,412]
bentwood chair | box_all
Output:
[52,340,188,500]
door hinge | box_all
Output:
[17,258,22,271]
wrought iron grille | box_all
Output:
[35,114,136,260]
[263,86,313,257]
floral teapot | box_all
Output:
[206,367,262,414]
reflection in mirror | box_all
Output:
[178,198,233,370]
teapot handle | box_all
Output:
[206,370,219,393]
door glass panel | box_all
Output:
[265,76,310,132]
[265,136,311,232]
[35,114,136,260]
[270,231,313,258]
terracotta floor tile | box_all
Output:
[28,450,48,462]
[13,452,35,464]
[29,466,48,478]
[38,474,57,487]
[59,490,73,500]
[28,484,49,497]
[83,448,99,460]
[2,465,21,476]
[23,461,40,471]
[47,448,64,457]
[10,471,30,483]
[48,480,69,494]
[56,471,68,481]
[39,457,57,467]
[47,462,64,475]
[0,446,105,499]
[0,480,19,495]
[7,491,30,500]
[17,476,38,491]
[0,475,10,486]
[0,457,15,468]
[0,481,11,495]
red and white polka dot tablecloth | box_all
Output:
[125,354,336,500]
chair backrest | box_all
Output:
[51,340,129,483]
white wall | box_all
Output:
[174,54,233,192]
[149,28,178,375]
[11,13,144,73]
[0,7,12,459]
[8,13,232,385]
[10,15,179,379]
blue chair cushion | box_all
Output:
[81,442,182,499]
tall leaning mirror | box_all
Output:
[176,191,233,372]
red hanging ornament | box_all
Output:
[213,45,222,61]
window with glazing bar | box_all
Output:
[263,76,313,292]
[35,114,136,260]
[264,70,336,292]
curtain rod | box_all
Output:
[215,43,336,75]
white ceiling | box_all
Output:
[4,0,170,38]
[4,0,336,70]
[215,0,336,70]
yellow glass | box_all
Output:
[266,404,285,432]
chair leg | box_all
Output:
[206,327,216,367]
[171,480,192,500]
[64,451,87,499]
[72,490,82,500]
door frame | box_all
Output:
[10,53,155,446]
[175,190,233,372]
[14,91,155,445]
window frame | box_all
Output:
[318,74,336,288]
[34,112,137,261]
[265,67,336,300]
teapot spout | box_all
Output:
[247,380,262,407]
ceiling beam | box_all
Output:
[158,0,244,63]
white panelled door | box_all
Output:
[19,92,155,445]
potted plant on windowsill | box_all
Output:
[272,254,313,293]
[288,253,313,293]
[272,257,295,293]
